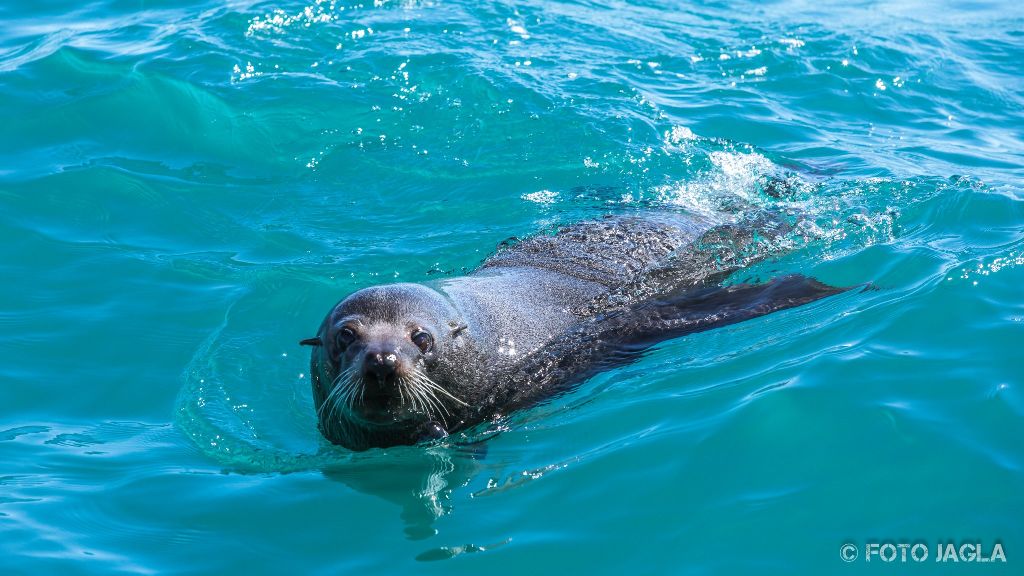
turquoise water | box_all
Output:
[2,0,1022,572]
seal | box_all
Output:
[302,213,846,450]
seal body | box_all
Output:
[306,213,844,450]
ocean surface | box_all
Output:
[1,0,1022,573]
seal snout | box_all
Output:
[364,350,399,381]
[358,347,405,414]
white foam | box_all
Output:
[522,190,559,204]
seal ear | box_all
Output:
[299,337,322,347]
[449,324,468,338]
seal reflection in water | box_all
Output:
[302,213,847,450]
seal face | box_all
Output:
[304,215,847,450]
[306,284,476,449]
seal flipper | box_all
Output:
[502,274,848,410]
[619,273,848,348]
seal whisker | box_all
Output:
[318,367,353,421]
[411,373,444,407]
[352,366,368,407]
[413,371,469,407]
[348,373,363,412]
[421,390,450,426]
[398,376,412,410]
[340,368,360,409]
[410,379,448,427]
[400,374,439,420]
[332,368,358,419]
[408,371,458,426]
[408,382,420,412]
[413,381,431,416]
[411,379,436,418]
[319,367,358,439]
[414,381,431,415]
[411,375,451,417]
[316,386,339,421]
[419,385,448,416]
[397,375,414,411]
[341,379,356,412]
[410,375,456,415]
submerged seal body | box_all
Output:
[303,213,845,450]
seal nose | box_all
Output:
[364,351,398,380]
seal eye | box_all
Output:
[335,327,357,351]
[411,329,433,354]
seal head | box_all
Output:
[305,283,470,449]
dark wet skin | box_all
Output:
[304,213,848,450]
